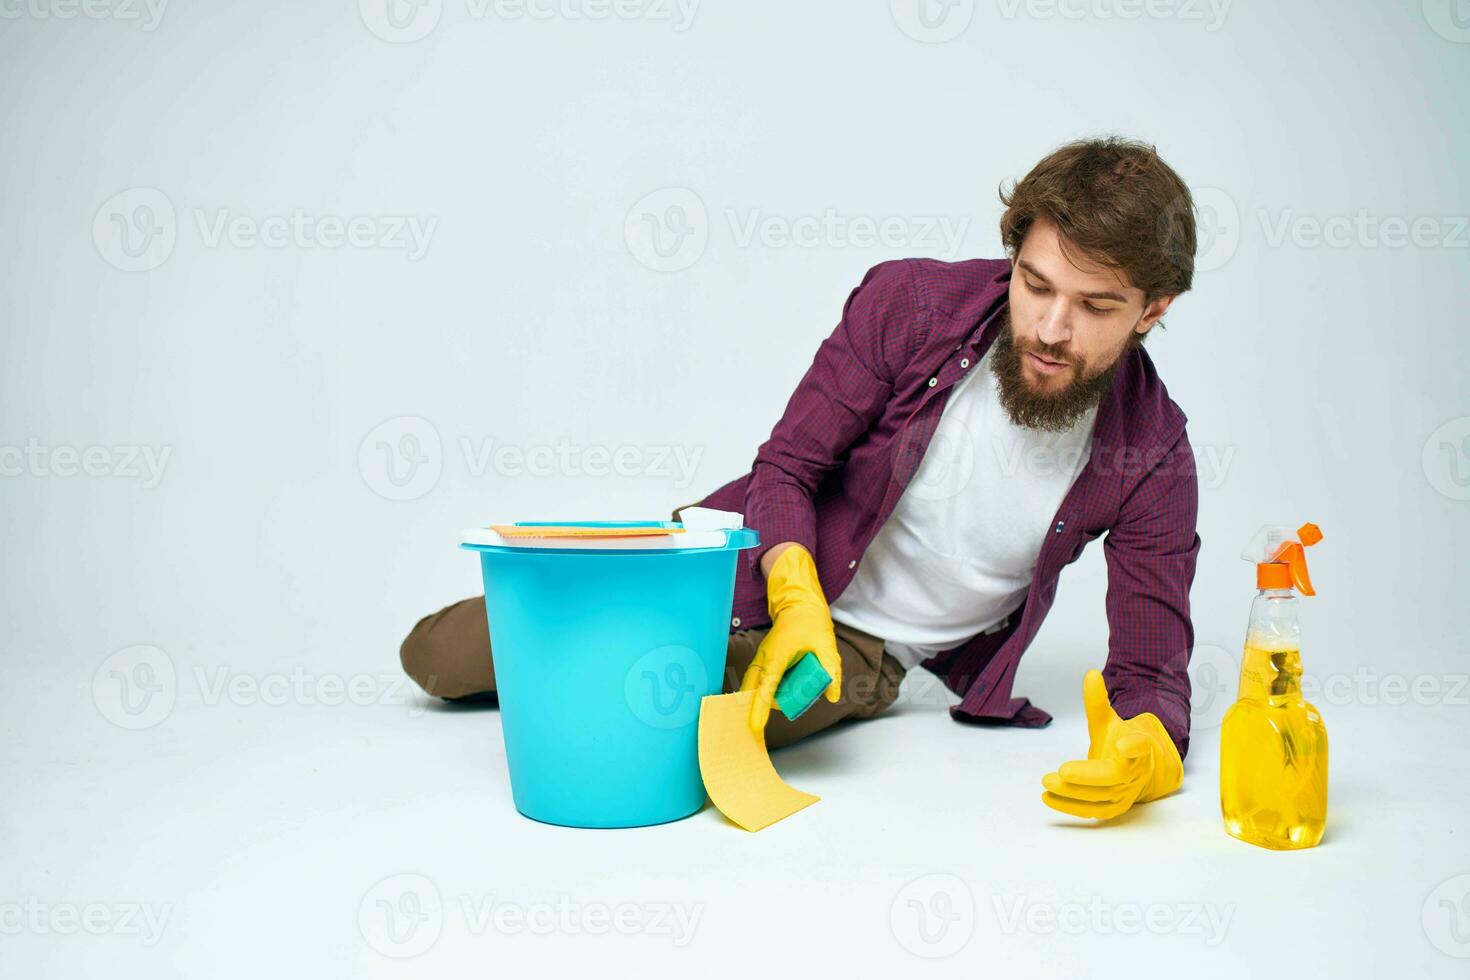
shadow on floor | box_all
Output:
[423,690,500,712]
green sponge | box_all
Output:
[775,652,833,721]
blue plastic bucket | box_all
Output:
[461,521,759,828]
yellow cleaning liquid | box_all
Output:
[1220,638,1328,850]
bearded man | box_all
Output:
[402,136,1202,821]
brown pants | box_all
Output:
[400,600,906,750]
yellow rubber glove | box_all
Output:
[739,545,843,734]
[1040,669,1183,820]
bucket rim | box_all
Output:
[460,523,759,554]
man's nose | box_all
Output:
[1035,300,1072,347]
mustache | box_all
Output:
[1017,337,1081,370]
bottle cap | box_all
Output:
[1247,523,1323,595]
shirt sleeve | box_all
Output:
[1101,428,1201,759]
[743,259,927,582]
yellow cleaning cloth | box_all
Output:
[488,525,684,539]
[698,690,819,831]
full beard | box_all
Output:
[988,308,1126,433]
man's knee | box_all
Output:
[848,651,906,720]
[399,597,496,700]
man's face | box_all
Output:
[994,217,1174,430]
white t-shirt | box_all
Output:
[828,346,1098,671]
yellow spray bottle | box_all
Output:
[1220,522,1327,850]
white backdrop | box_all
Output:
[3,1,1468,976]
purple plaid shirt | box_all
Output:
[695,257,1200,757]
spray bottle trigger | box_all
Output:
[1282,542,1315,596]
[1273,524,1322,596]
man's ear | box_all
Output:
[1136,294,1176,336]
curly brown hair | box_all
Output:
[999,136,1196,304]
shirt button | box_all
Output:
[927,377,937,387]
[960,358,970,369]
[848,559,857,569]
[731,616,741,627]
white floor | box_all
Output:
[6,658,1468,978]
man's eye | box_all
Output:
[1084,303,1111,315]
[1026,280,1049,295]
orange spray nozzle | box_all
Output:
[1247,522,1323,596]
